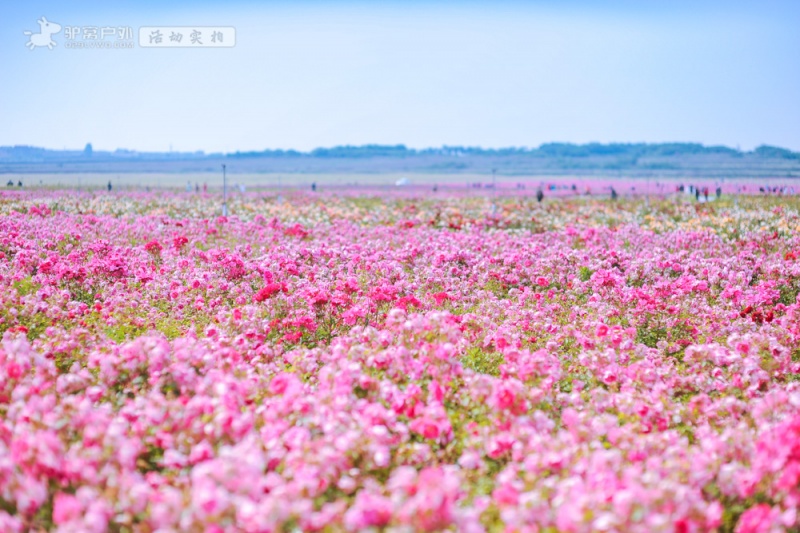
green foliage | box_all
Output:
[105,316,202,343]
[31,492,56,532]
[155,318,189,340]
[461,346,504,376]
[13,276,39,296]
[636,324,668,349]
[558,377,573,393]
[636,319,695,356]
[160,379,180,398]
[627,276,646,288]
[20,312,50,341]
[484,277,509,298]
[70,284,95,305]
[0,496,17,516]
[578,266,593,282]
[137,444,164,474]
[778,282,800,306]
[54,351,76,373]
[105,323,145,344]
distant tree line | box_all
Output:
[227,143,800,160]
[1,142,798,163]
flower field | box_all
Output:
[1,190,800,532]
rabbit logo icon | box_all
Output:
[24,17,62,50]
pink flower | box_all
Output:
[602,369,618,385]
[254,282,282,302]
[53,493,82,525]
[4,189,800,533]
[284,223,309,237]
[736,504,774,533]
[269,372,299,395]
[144,240,163,254]
[430,291,450,306]
[705,501,723,529]
[491,381,526,415]
[344,492,393,530]
[410,416,441,440]
[492,483,519,506]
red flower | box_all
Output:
[144,240,163,255]
[395,295,422,311]
[283,223,309,238]
[431,291,449,306]
[410,417,441,440]
[254,282,283,302]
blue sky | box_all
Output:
[1,1,799,152]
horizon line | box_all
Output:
[2,141,798,156]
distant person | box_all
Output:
[433,184,438,192]
[17,180,23,187]
[716,186,722,199]
[536,188,544,203]
[186,181,192,192]
[695,187,700,201]
[610,187,618,201]
[107,180,112,191]
[195,183,200,193]
[203,182,207,193]
[571,183,577,192]
[6,179,13,187]
[311,182,317,192]
[703,187,709,201]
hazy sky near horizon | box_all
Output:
[1,1,799,153]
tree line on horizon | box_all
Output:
[197,142,800,160]
[0,142,798,163]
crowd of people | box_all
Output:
[3,178,798,199]
[525,181,797,203]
